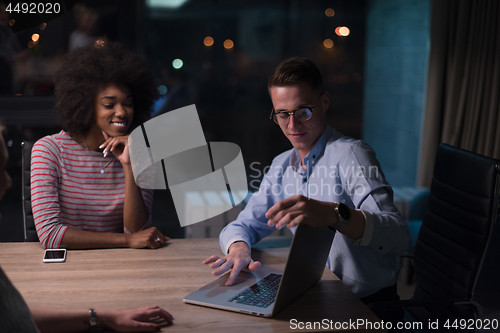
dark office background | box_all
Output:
[0,0,430,241]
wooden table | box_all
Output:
[0,240,383,332]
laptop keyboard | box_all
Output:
[228,273,282,308]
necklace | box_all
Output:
[82,136,112,174]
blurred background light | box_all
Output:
[9,19,15,26]
[94,39,106,48]
[337,26,350,36]
[32,34,40,42]
[40,23,47,30]
[203,36,214,47]
[223,39,234,49]
[325,8,335,17]
[323,39,334,48]
[158,85,168,95]
[146,0,190,9]
[172,58,183,69]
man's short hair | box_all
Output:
[268,57,324,94]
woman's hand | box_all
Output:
[127,227,170,249]
[100,131,131,165]
[99,306,173,332]
[31,305,173,333]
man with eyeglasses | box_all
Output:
[204,57,410,322]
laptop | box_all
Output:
[183,223,335,317]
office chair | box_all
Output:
[371,144,500,332]
[21,140,38,242]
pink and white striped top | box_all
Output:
[31,131,153,249]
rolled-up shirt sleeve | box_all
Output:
[340,141,410,256]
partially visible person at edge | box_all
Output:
[204,57,410,326]
[0,121,174,332]
[31,40,169,249]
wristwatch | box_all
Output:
[334,202,351,230]
[89,309,98,332]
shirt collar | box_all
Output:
[289,124,334,172]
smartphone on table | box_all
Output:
[42,249,66,263]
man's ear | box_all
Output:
[320,91,330,114]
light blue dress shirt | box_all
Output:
[219,124,411,298]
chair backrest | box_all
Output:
[21,140,38,242]
[408,189,430,221]
[412,143,500,319]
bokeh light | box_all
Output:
[32,34,40,42]
[339,27,350,36]
[336,26,350,37]
[9,19,15,26]
[203,36,214,47]
[325,8,335,17]
[223,39,234,49]
[172,58,183,69]
[323,39,334,49]
[157,85,168,95]
[94,39,105,48]
[28,41,34,48]
[40,23,47,30]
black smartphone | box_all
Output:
[42,249,66,263]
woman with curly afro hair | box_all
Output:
[31,40,169,249]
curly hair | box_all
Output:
[53,40,157,135]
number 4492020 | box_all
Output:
[6,2,61,14]
[444,319,498,330]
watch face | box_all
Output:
[338,203,351,220]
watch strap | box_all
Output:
[351,210,374,246]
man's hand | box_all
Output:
[126,227,169,249]
[265,195,337,229]
[99,305,173,332]
[203,242,261,286]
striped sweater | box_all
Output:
[31,131,153,249]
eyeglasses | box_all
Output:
[270,92,324,125]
